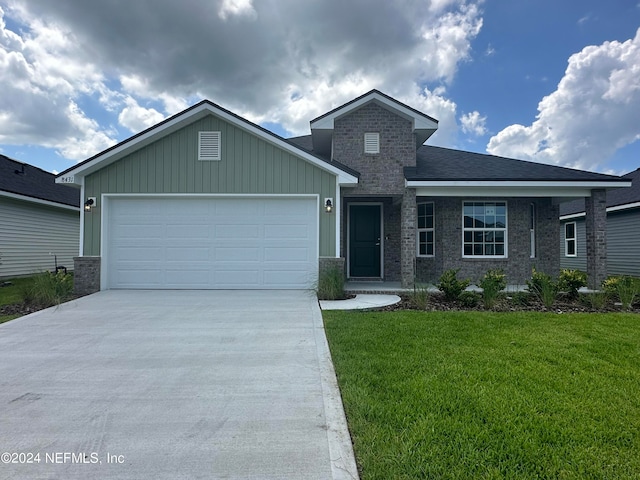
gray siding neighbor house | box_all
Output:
[560,168,639,277]
[0,155,80,278]
[56,90,630,293]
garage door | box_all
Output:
[105,196,318,289]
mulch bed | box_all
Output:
[376,292,640,313]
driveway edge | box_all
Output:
[310,296,360,480]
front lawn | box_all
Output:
[324,311,640,479]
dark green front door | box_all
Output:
[349,205,381,277]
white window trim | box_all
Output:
[364,132,380,154]
[198,131,221,161]
[461,201,508,259]
[530,203,536,259]
[564,221,577,257]
[416,201,435,257]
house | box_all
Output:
[560,168,639,278]
[0,155,80,278]
[56,90,630,293]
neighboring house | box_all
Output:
[0,155,80,278]
[56,90,629,293]
[560,168,639,277]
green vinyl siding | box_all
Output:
[560,219,587,271]
[83,114,337,257]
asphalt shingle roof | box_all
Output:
[407,145,625,182]
[0,155,80,207]
[559,168,640,216]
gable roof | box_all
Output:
[560,168,640,217]
[0,154,79,208]
[56,100,359,186]
[309,89,439,157]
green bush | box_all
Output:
[581,291,609,310]
[316,266,345,300]
[437,269,470,302]
[409,284,430,310]
[526,268,558,309]
[479,269,506,309]
[510,291,531,307]
[23,271,73,307]
[458,290,480,308]
[558,269,588,299]
[616,276,637,310]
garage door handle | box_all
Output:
[375,242,380,246]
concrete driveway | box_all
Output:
[0,290,358,480]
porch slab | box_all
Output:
[320,294,401,311]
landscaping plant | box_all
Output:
[409,284,430,310]
[616,276,638,310]
[479,269,506,309]
[437,269,470,302]
[526,268,558,309]
[22,271,73,307]
[316,265,345,300]
[558,269,587,299]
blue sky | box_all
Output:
[0,0,639,176]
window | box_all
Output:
[463,202,507,257]
[198,131,221,161]
[364,132,379,154]
[565,222,577,257]
[417,202,434,257]
[530,203,536,258]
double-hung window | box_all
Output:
[463,202,507,257]
[417,202,434,257]
[565,222,577,257]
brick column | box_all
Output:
[73,256,101,295]
[401,189,417,288]
[585,189,607,289]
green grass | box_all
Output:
[324,310,640,479]
[0,277,33,323]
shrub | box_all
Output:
[479,269,506,309]
[558,269,588,299]
[23,271,73,307]
[316,266,345,300]
[526,268,558,309]
[409,284,430,310]
[581,291,609,310]
[458,291,480,308]
[616,276,637,310]
[437,269,470,302]
[602,276,621,298]
[510,291,531,307]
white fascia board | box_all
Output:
[0,190,80,212]
[560,201,640,220]
[311,92,438,131]
[408,180,631,198]
[560,212,586,221]
[57,103,358,186]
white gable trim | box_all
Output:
[56,102,358,186]
[311,91,438,131]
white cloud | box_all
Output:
[218,0,256,21]
[0,0,485,164]
[460,111,487,136]
[118,97,165,133]
[488,28,640,171]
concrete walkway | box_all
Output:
[320,294,401,310]
[0,290,358,480]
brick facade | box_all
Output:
[333,102,416,195]
[416,197,559,285]
[73,256,100,295]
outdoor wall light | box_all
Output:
[84,197,96,212]
[325,198,333,213]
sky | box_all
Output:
[0,0,639,176]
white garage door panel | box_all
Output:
[107,197,318,289]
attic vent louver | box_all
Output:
[198,131,221,161]
[364,132,380,154]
